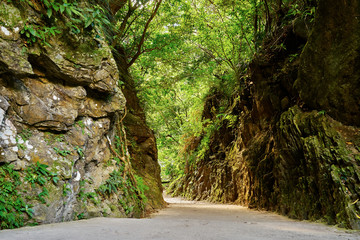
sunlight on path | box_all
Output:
[0,196,359,240]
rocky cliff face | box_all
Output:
[0,1,163,228]
[113,50,165,211]
[172,0,360,229]
[120,75,165,211]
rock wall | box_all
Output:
[172,0,360,229]
[113,48,165,211]
[0,1,163,228]
[121,75,165,211]
[295,0,360,126]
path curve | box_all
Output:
[1,196,359,240]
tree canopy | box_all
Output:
[127,0,315,180]
[17,0,315,181]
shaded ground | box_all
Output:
[0,196,359,240]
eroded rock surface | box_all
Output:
[171,0,360,230]
[0,1,163,227]
[118,66,165,211]
[296,0,360,126]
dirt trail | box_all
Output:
[1,196,359,240]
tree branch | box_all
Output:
[127,0,163,67]
[109,0,127,15]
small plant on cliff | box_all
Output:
[54,134,65,142]
[133,174,149,203]
[75,120,86,135]
[15,129,33,150]
[285,3,316,22]
[97,170,128,197]
[289,53,299,63]
[0,161,60,229]
[25,162,59,203]
[76,212,85,220]
[0,164,32,229]
[197,119,221,161]
[74,146,84,158]
[16,141,26,150]
[53,147,71,157]
[19,129,32,141]
[96,167,148,216]
[21,24,61,47]
[85,192,100,205]
[63,183,71,197]
[317,110,326,116]
[25,162,59,186]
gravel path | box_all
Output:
[1,196,359,240]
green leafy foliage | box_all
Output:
[285,3,316,22]
[130,0,254,181]
[74,146,84,158]
[63,183,71,197]
[25,162,59,203]
[85,192,100,205]
[318,110,326,116]
[75,120,86,135]
[97,170,123,196]
[82,5,110,29]
[25,162,59,186]
[40,0,82,18]
[96,169,148,216]
[0,164,29,229]
[21,24,61,46]
[76,212,85,220]
[44,132,66,145]
[17,143,26,150]
[18,129,32,141]
[0,162,58,229]
[134,174,149,203]
[17,0,112,46]
[53,147,71,157]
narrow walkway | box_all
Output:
[1,196,359,240]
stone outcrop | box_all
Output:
[118,67,165,211]
[171,0,360,229]
[0,1,163,227]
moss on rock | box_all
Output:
[295,0,360,126]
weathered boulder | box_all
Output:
[28,38,119,94]
[0,76,87,131]
[0,39,33,75]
